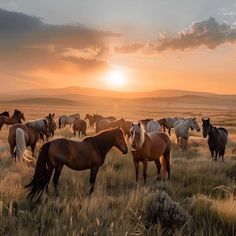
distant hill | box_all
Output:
[1,86,228,100]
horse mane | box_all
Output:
[83,128,118,157]
[26,119,47,131]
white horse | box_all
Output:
[146,120,162,133]
[164,117,185,135]
[174,118,200,150]
[58,113,80,129]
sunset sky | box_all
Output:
[0,0,236,93]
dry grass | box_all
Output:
[0,103,236,235]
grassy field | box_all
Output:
[0,101,236,235]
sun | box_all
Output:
[105,70,126,88]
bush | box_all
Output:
[143,190,190,229]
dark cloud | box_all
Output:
[0,8,120,84]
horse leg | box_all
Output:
[164,151,171,181]
[220,148,225,162]
[215,149,219,161]
[168,128,171,136]
[9,143,16,160]
[143,160,148,184]
[89,166,100,195]
[210,149,214,159]
[133,158,139,182]
[155,159,161,180]
[73,130,76,137]
[53,164,64,196]
[31,142,37,158]
[45,162,54,194]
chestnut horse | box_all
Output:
[130,122,171,183]
[0,111,25,130]
[25,127,128,200]
[8,118,51,162]
[98,118,132,138]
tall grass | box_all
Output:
[0,109,236,235]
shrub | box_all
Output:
[143,190,190,229]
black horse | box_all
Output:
[202,118,228,161]
[0,111,10,117]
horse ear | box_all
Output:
[202,118,204,122]
[207,118,210,122]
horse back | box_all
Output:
[48,138,98,170]
[147,132,171,160]
[218,127,228,136]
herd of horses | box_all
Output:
[0,110,229,201]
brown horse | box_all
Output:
[0,112,25,130]
[85,113,95,129]
[73,119,87,137]
[99,118,132,138]
[8,118,51,162]
[0,111,10,117]
[130,122,171,183]
[25,127,128,200]
[94,114,116,132]
[139,118,153,127]
[40,113,57,141]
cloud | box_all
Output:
[156,17,236,51]
[0,8,121,89]
[115,17,236,54]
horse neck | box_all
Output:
[8,116,19,124]
[177,120,191,137]
[90,131,116,159]
[208,123,217,140]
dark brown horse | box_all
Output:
[73,119,87,137]
[202,118,228,161]
[0,111,10,117]
[8,118,51,162]
[85,113,95,129]
[40,113,57,141]
[0,112,25,130]
[25,127,128,200]
[130,122,171,183]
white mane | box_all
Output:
[131,122,146,150]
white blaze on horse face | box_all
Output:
[131,123,145,150]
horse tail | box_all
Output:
[15,128,34,163]
[25,141,52,201]
[59,117,62,129]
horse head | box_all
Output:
[43,119,51,137]
[190,118,200,132]
[114,127,128,154]
[202,118,211,138]
[130,122,145,151]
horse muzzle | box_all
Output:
[122,147,128,155]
